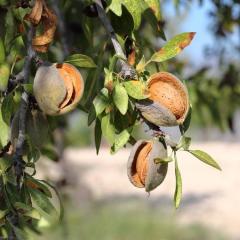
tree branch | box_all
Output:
[13,24,36,191]
[95,0,136,79]
[94,1,170,139]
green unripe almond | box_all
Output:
[0,63,10,92]
[127,139,168,192]
[33,62,84,115]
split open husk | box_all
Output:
[127,139,168,192]
[136,72,189,126]
[33,62,84,115]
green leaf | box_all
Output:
[124,81,149,100]
[0,104,9,146]
[113,84,128,115]
[14,202,41,220]
[65,54,96,68]
[174,157,182,209]
[1,93,14,125]
[154,156,173,164]
[188,150,221,170]
[109,1,123,16]
[101,114,115,144]
[111,130,130,154]
[144,0,161,21]
[38,180,64,221]
[13,7,29,21]
[109,0,147,30]
[88,88,109,125]
[93,88,109,115]
[0,37,5,63]
[29,188,58,220]
[26,175,52,198]
[0,63,10,92]
[4,10,16,53]
[143,0,166,40]
[95,118,102,154]
[136,55,146,73]
[149,32,196,63]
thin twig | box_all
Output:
[13,24,36,191]
[95,0,136,79]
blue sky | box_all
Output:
[162,0,239,67]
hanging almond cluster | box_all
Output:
[24,0,57,52]
[88,31,221,203]
[127,72,188,193]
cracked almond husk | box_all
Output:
[136,72,189,126]
[33,62,84,115]
[127,139,168,192]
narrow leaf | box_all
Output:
[174,158,182,209]
[0,105,9,146]
[1,93,14,124]
[95,118,102,154]
[188,150,221,170]
[150,32,196,63]
[38,180,64,221]
[93,89,109,116]
[154,156,173,164]
[65,54,96,68]
[101,114,115,144]
[113,84,128,115]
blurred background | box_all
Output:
[32,0,240,239]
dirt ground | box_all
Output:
[37,142,240,239]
